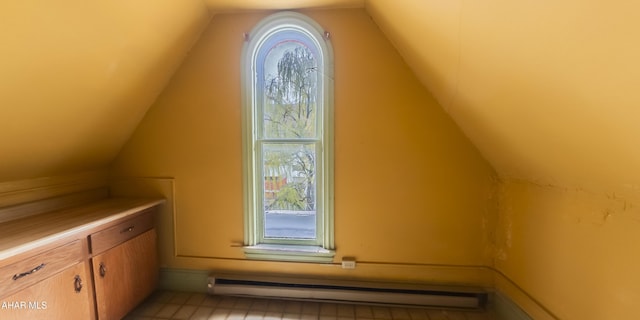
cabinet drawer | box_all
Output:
[0,240,84,298]
[0,261,94,320]
[90,210,154,255]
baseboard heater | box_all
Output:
[207,274,487,309]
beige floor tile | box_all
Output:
[263,311,283,320]
[283,300,303,314]
[122,316,155,320]
[267,300,286,313]
[170,292,193,305]
[234,298,255,310]
[337,304,355,318]
[188,306,214,320]
[125,291,496,320]
[155,291,176,303]
[208,308,231,320]
[389,307,411,319]
[426,309,449,320]
[245,310,266,319]
[371,306,393,319]
[355,305,374,318]
[301,301,320,315]
[200,295,222,308]
[406,308,429,320]
[217,297,239,309]
[251,299,270,311]
[465,311,493,320]
[227,309,249,320]
[186,293,207,306]
[155,303,181,318]
[134,302,165,317]
[319,303,338,316]
[172,305,198,319]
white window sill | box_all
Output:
[244,244,335,263]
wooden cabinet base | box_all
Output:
[92,229,158,320]
[0,198,162,320]
[0,262,94,320]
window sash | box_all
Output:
[255,140,323,246]
[242,12,335,259]
[252,25,324,246]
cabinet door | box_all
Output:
[93,229,158,320]
[0,261,94,320]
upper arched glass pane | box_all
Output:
[262,41,318,139]
[256,30,323,140]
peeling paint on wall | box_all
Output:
[495,178,640,319]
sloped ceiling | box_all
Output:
[204,0,364,12]
[0,0,210,182]
[366,0,640,191]
[3,0,639,193]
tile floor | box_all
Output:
[124,291,497,320]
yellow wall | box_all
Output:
[366,2,640,317]
[110,9,496,284]
[496,180,640,319]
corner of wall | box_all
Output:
[491,290,534,320]
[492,269,558,320]
[488,177,558,320]
[108,176,177,268]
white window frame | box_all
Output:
[241,12,335,263]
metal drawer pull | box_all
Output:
[74,275,83,293]
[99,262,106,278]
[121,225,135,233]
[12,263,46,281]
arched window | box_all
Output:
[241,12,334,262]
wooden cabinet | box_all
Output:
[0,198,163,320]
[91,212,158,320]
[0,240,94,320]
[0,261,94,320]
[0,240,86,296]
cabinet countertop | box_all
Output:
[0,197,165,261]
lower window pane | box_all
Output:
[262,143,316,240]
[265,211,316,239]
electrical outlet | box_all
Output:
[341,257,356,269]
